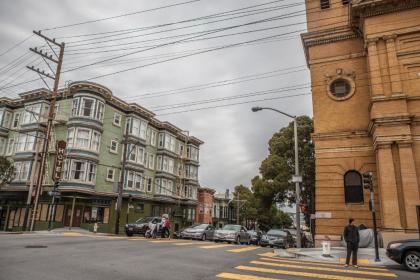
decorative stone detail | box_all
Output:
[325,69,356,101]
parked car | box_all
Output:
[260,229,294,249]
[247,230,263,245]
[213,224,250,244]
[387,239,420,272]
[180,224,215,241]
[125,217,161,237]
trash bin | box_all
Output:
[322,241,331,257]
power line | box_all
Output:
[41,0,202,31]
[0,34,33,58]
[56,0,295,40]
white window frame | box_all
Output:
[110,139,118,153]
[148,154,154,170]
[70,160,86,182]
[113,113,121,127]
[6,138,15,155]
[80,97,95,118]
[106,168,115,182]
[146,177,153,192]
[150,130,157,147]
[96,101,105,121]
[0,137,6,155]
[12,112,20,128]
[91,131,101,152]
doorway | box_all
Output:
[64,206,83,227]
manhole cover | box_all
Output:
[25,245,48,248]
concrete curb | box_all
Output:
[275,247,395,267]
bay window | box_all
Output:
[71,96,106,122]
[12,112,20,128]
[150,130,157,147]
[126,144,145,165]
[63,159,97,184]
[91,131,101,152]
[124,170,145,191]
[22,103,42,124]
[76,128,90,149]
[6,138,15,155]
[67,127,101,152]
[81,98,94,117]
[188,146,199,161]
[15,134,35,153]
[0,138,6,155]
[87,163,96,183]
[148,154,155,170]
[71,161,86,181]
[0,110,12,128]
[13,161,31,181]
[127,117,148,140]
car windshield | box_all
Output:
[135,217,154,223]
[194,224,209,229]
[267,230,287,237]
[222,225,241,231]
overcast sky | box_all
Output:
[0,0,312,193]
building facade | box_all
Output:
[0,81,202,233]
[302,0,420,246]
[196,187,215,224]
[212,190,236,228]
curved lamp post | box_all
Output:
[251,106,302,248]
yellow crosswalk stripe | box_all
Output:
[258,252,278,258]
[200,244,237,249]
[227,247,260,253]
[249,261,397,277]
[259,258,390,272]
[174,242,207,246]
[149,240,188,243]
[216,272,283,280]
[236,265,375,280]
[339,258,370,265]
[128,237,146,240]
[63,232,82,236]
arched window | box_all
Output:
[344,171,364,204]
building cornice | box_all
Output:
[0,80,204,146]
[350,0,420,31]
[312,130,369,141]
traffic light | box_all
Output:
[363,172,373,190]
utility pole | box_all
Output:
[363,172,380,262]
[236,192,240,225]
[115,128,129,235]
[28,30,65,231]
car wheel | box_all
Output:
[236,236,241,245]
[126,232,133,237]
[404,251,420,272]
[270,245,274,248]
[261,244,267,247]
[202,234,206,241]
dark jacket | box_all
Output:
[343,224,360,244]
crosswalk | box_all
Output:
[215,254,398,280]
[58,233,263,253]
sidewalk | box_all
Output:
[275,247,396,267]
[1,227,116,237]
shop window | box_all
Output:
[344,171,364,204]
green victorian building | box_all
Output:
[0,81,203,233]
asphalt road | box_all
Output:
[0,233,418,280]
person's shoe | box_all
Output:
[353,265,359,268]
[344,264,349,267]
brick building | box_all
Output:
[196,187,215,224]
[302,0,420,246]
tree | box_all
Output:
[232,185,258,224]
[0,156,14,186]
[252,116,315,226]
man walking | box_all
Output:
[343,218,360,268]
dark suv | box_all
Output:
[125,217,161,237]
[387,239,420,272]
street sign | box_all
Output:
[292,175,302,183]
[315,212,331,219]
[52,140,67,182]
[48,191,61,197]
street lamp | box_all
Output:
[251,106,302,248]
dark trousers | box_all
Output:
[161,227,169,238]
[346,242,358,265]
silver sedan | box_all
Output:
[180,224,215,241]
